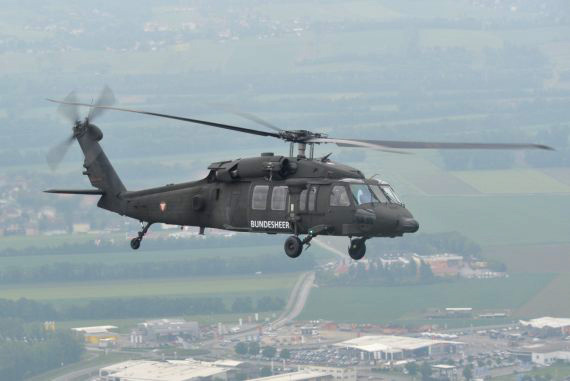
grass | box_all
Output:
[301,273,553,324]
[0,273,299,302]
[407,194,570,246]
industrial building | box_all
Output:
[520,317,570,337]
[99,359,235,381]
[130,318,200,345]
[334,335,463,362]
[511,343,570,366]
[72,325,118,345]
[248,371,333,381]
[297,365,356,381]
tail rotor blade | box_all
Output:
[88,85,116,121]
[46,135,75,171]
[57,91,80,124]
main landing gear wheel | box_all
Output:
[284,236,303,258]
[130,238,141,250]
[348,238,366,260]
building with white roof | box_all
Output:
[297,365,356,381]
[248,371,333,381]
[520,317,570,337]
[334,335,463,362]
[511,343,570,366]
[99,359,232,381]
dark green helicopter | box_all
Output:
[46,88,552,260]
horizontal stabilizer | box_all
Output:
[44,189,104,195]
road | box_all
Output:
[271,271,315,329]
[47,271,316,380]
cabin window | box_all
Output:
[252,185,269,210]
[271,186,288,211]
[308,185,318,212]
[330,185,350,207]
[350,184,377,205]
[299,189,307,211]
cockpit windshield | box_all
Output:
[346,180,403,205]
[379,185,402,204]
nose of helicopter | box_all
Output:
[398,216,419,233]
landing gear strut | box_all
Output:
[283,225,331,258]
[348,238,367,260]
[130,222,152,250]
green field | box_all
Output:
[495,363,570,381]
[301,273,553,324]
[0,245,288,269]
[407,194,570,246]
[0,273,299,303]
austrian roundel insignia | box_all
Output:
[160,201,167,212]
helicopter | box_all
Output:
[45,88,553,260]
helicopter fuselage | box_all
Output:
[117,153,419,240]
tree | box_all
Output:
[234,342,248,355]
[260,366,272,377]
[462,364,473,381]
[405,362,418,379]
[248,341,260,355]
[262,346,277,358]
[280,348,291,359]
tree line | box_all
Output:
[0,255,315,284]
[0,318,84,381]
[0,296,285,322]
[323,258,435,286]
[0,234,288,257]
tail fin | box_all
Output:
[77,125,126,214]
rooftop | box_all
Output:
[334,335,462,353]
[248,371,331,381]
[520,317,570,329]
[72,325,117,334]
[100,359,230,381]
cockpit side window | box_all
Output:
[330,185,351,207]
[350,184,377,205]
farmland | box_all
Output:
[301,273,553,324]
[0,273,299,303]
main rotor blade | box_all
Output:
[45,100,282,138]
[46,134,75,171]
[56,91,80,124]
[306,138,411,154]
[309,138,554,151]
[211,103,283,132]
[87,85,116,121]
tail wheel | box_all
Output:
[284,236,303,258]
[348,238,366,260]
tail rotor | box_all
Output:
[46,86,116,171]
